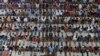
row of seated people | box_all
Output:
[32,2,100,10]
[0,40,99,53]
[0,50,100,56]
[0,3,99,16]
[31,0,100,4]
[40,10,100,17]
[0,0,99,9]
[0,16,100,24]
[0,0,100,3]
[0,9,31,16]
[0,2,99,10]
[0,3,31,9]
[0,0,31,3]
[0,31,100,42]
[0,9,100,17]
[0,9,99,17]
[0,23,99,32]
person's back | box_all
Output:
[2,51,9,56]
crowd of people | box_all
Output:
[0,0,99,56]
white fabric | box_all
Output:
[3,0,8,3]
[17,17,21,22]
[41,16,46,22]
[98,5,100,9]
[57,52,65,56]
[0,31,7,36]
[0,9,6,15]
[3,45,8,51]
[89,0,94,2]
[24,17,28,22]
[36,3,39,8]
[79,4,82,9]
